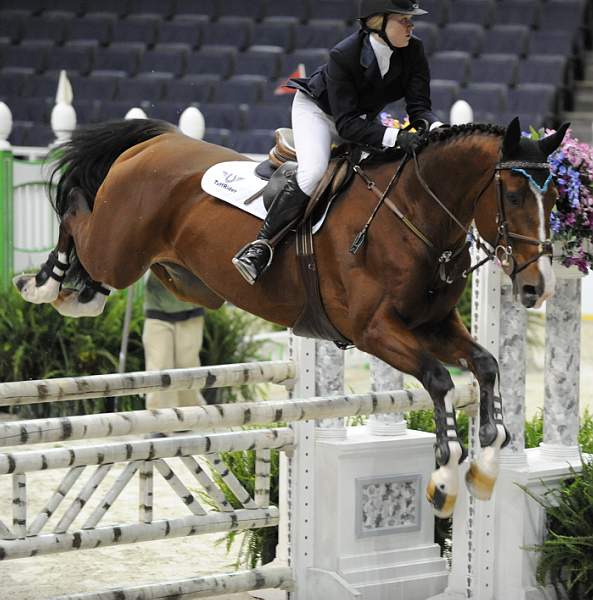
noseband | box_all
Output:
[492,160,553,277]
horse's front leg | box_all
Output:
[359,304,467,519]
[415,311,510,501]
[13,222,71,304]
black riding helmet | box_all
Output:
[358,0,428,51]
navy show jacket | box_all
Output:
[288,30,440,148]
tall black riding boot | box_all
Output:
[233,174,309,285]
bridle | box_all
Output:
[350,136,555,284]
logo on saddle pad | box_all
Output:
[202,161,329,234]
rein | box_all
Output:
[350,147,554,284]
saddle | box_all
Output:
[257,128,358,349]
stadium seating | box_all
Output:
[2,0,584,149]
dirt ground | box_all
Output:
[0,319,590,599]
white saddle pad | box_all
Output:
[201,161,330,233]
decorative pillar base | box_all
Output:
[538,443,582,463]
[316,427,348,441]
[366,416,407,437]
[305,427,448,600]
[431,448,586,600]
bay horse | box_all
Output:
[14,117,568,518]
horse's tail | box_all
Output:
[49,118,176,286]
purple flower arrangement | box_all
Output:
[531,127,593,273]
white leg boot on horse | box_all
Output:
[13,249,69,304]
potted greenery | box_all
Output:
[522,457,593,600]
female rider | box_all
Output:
[233,0,442,284]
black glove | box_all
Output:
[396,130,421,154]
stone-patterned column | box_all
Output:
[367,356,407,436]
[498,282,528,466]
[542,275,582,460]
[315,340,346,440]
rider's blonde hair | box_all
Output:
[366,14,384,29]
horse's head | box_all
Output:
[474,117,569,308]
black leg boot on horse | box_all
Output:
[233,165,309,285]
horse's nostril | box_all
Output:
[521,285,538,308]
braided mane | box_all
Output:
[423,122,505,148]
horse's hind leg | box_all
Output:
[13,223,71,304]
[360,305,466,518]
[416,311,510,501]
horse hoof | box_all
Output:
[465,461,496,500]
[51,288,106,318]
[13,274,59,303]
[426,479,457,519]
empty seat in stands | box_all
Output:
[538,0,585,31]
[116,78,166,102]
[164,75,220,103]
[21,72,62,98]
[46,46,93,76]
[71,73,121,101]
[66,15,114,46]
[310,0,356,22]
[144,101,187,124]
[252,20,295,51]
[508,83,557,118]
[294,20,346,50]
[111,16,159,46]
[0,13,23,43]
[42,0,85,16]
[212,75,266,104]
[95,99,149,121]
[419,0,449,25]
[201,17,252,50]
[470,54,518,86]
[447,0,494,26]
[235,46,283,78]
[436,24,483,55]
[413,22,438,55]
[218,0,265,20]
[481,25,528,56]
[245,104,292,130]
[127,0,175,18]
[157,21,202,48]
[186,46,236,78]
[20,15,66,44]
[286,49,329,76]
[263,0,309,22]
[10,121,33,146]
[138,45,189,78]
[0,72,27,97]
[204,127,230,147]
[92,45,143,77]
[430,51,470,84]
[175,0,218,20]
[518,55,567,86]
[492,0,540,28]
[1,0,41,15]
[86,0,130,18]
[528,31,575,57]
[460,82,508,118]
[198,103,245,130]
[229,129,276,154]
[430,80,460,113]
[0,45,47,74]
[72,99,99,123]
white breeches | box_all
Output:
[291,90,345,196]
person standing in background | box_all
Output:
[142,271,206,408]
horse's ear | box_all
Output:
[538,122,570,157]
[502,117,521,155]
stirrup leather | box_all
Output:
[232,239,274,285]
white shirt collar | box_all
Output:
[369,34,393,78]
